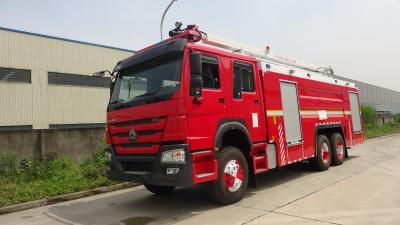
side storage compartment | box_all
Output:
[192,150,218,184]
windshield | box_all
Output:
[110,54,182,107]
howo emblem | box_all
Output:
[129,128,137,142]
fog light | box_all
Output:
[166,168,179,175]
[161,149,185,164]
[105,151,112,162]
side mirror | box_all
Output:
[93,70,113,77]
[93,70,106,77]
[189,52,203,98]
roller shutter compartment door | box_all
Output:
[349,93,362,132]
[280,82,302,145]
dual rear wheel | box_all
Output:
[310,133,345,171]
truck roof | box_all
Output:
[199,33,357,89]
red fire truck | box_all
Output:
[101,24,364,204]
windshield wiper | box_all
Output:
[134,92,158,98]
[110,98,125,105]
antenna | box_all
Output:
[160,0,178,41]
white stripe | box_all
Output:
[267,110,284,116]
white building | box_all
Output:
[0,27,134,130]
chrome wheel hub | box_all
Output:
[321,142,330,163]
[223,160,244,192]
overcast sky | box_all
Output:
[1,0,399,91]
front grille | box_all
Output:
[110,116,167,127]
[112,130,162,137]
[109,116,167,154]
[137,130,163,136]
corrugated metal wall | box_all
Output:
[334,75,400,113]
[0,28,133,129]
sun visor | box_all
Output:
[116,38,187,71]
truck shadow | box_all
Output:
[252,155,359,191]
[48,157,359,225]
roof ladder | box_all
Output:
[202,34,334,76]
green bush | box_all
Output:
[81,144,110,183]
[0,143,114,207]
[395,114,400,123]
[361,104,377,127]
[0,153,17,177]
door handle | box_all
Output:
[254,99,259,104]
[219,98,225,103]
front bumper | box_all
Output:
[106,144,193,186]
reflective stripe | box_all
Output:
[266,110,284,116]
[266,109,352,117]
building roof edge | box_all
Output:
[0,26,135,53]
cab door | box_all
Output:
[229,60,265,142]
[187,53,230,150]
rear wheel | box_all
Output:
[330,133,345,166]
[207,147,249,204]
[310,135,331,171]
[144,184,175,195]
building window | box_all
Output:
[233,62,255,99]
[49,123,105,129]
[0,125,33,131]
[48,72,110,88]
[0,67,31,83]
[201,55,220,89]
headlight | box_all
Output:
[161,149,185,164]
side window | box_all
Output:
[233,62,255,99]
[201,55,220,89]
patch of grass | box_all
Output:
[365,123,400,139]
[361,104,400,139]
[0,144,114,208]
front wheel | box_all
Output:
[207,147,249,204]
[144,184,175,195]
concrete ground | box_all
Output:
[1,134,400,225]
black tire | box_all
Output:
[207,147,249,204]
[310,135,331,171]
[330,133,345,166]
[144,184,175,195]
